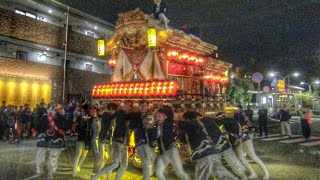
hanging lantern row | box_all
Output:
[204,74,229,84]
[166,50,205,66]
[92,80,179,99]
[108,57,117,68]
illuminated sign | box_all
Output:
[92,80,179,99]
[97,39,105,56]
[277,80,285,92]
[148,28,157,47]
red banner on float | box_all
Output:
[92,80,179,99]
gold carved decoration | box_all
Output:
[124,46,149,65]
[117,8,148,28]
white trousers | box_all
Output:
[155,146,190,180]
[236,139,270,179]
[93,141,127,180]
[72,141,88,176]
[221,148,247,180]
[35,147,47,174]
[95,143,112,179]
[47,148,62,176]
[281,121,292,136]
[137,144,157,180]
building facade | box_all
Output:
[0,0,114,108]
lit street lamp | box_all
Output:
[300,81,320,92]
[269,72,300,93]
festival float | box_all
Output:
[92,8,232,167]
[93,8,232,112]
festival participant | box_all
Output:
[232,108,270,180]
[299,101,311,140]
[278,105,291,137]
[94,102,118,179]
[178,111,238,180]
[72,107,92,177]
[151,0,169,28]
[34,104,66,179]
[71,105,81,136]
[130,100,156,180]
[92,100,133,180]
[212,113,248,180]
[21,103,32,138]
[154,105,190,180]
[90,106,103,175]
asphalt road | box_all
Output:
[0,134,319,180]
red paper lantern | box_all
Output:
[220,76,229,84]
[212,74,221,83]
[178,52,189,63]
[188,54,197,64]
[92,80,179,99]
[108,57,117,68]
[195,56,205,66]
[167,50,179,60]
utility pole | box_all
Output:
[62,6,69,103]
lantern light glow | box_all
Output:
[148,28,157,47]
[97,39,105,56]
[92,80,179,99]
[108,57,117,68]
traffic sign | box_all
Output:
[263,86,270,93]
[252,72,263,83]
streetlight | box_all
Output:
[269,72,300,92]
[300,81,319,92]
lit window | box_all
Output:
[37,54,46,61]
[86,31,95,38]
[37,16,47,22]
[26,12,36,19]
[15,9,26,16]
[85,64,93,71]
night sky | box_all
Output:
[57,0,320,83]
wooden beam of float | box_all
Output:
[92,80,179,99]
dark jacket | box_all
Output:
[234,111,254,137]
[77,115,93,149]
[99,112,114,144]
[153,1,167,19]
[129,111,151,146]
[202,117,231,153]
[178,118,216,161]
[36,113,66,148]
[215,117,242,147]
[278,109,290,121]
[113,109,130,144]
[54,113,66,131]
[245,109,254,122]
[154,106,176,154]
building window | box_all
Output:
[37,16,47,22]
[66,60,70,67]
[26,12,36,19]
[15,9,26,16]
[86,31,95,38]
[85,64,93,71]
[15,9,37,19]
[16,51,28,60]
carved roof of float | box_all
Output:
[107,8,218,56]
